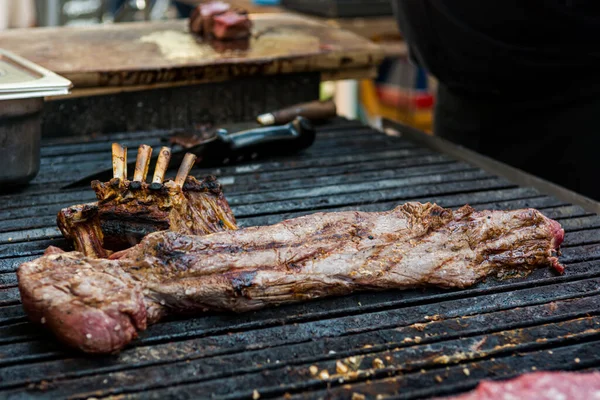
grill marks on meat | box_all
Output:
[438,371,600,399]
[189,1,252,40]
[19,203,564,353]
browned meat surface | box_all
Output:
[92,175,237,251]
[189,1,252,40]
[56,203,109,259]
[57,175,237,257]
[57,144,237,257]
[437,371,600,399]
[189,1,230,36]
[19,203,564,353]
[212,10,252,40]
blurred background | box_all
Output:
[0,0,436,133]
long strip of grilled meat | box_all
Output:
[19,202,564,353]
[57,144,237,257]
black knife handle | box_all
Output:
[218,117,316,153]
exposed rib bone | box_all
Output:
[123,146,127,181]
[175,153,197,186]
[112,143,127,180]
[133,145,153,182]
[152,147,172,184]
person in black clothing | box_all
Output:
[392,1,600,200]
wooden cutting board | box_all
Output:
[0,13,384,90]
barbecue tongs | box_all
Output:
[63,117,316,188]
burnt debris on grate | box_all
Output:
[0,118,599,399]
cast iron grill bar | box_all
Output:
[0,118,598,399]
[1,276,600,396]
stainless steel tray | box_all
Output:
[0,49,71,100]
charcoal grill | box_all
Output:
[0,118,599,399]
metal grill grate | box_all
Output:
[0,118,599,399]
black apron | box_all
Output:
[392,0,600,200]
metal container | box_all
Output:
[0,49,71,186]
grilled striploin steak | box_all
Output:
[18,203,564,354]
[437,371,600,399]
[57,144,237,257]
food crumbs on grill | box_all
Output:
[531,367,537,371]
[575,358,581,363]
[318,370,330,380]
[29,380,50,391]
[412,322,427,332]
[372,358,385,369]
[358,301,362,306]
[252,389,260,400]
[420,369,426,373]
[463,368,470,376]
[425,315,442,321]
[336,360,349,374]
[363,344,373,349]
[435,375,443,383]
[548,350,554,354]
[376,395,385,400]
[309,365,319,376]
[7,238,12,242]
[328,350,337,354]
[414,336,422,343]
[283,393,292,400]
[351,393,366,400]
[346,356,363,370]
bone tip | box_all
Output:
[160,146,172,156]
[175,153,197,186]
[184,152,197,162]
[152,146,172,184]
[130,181,142,190]
[257,113,275,126]
[112,142,124,153]
[122,146,128,180]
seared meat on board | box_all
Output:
[18,203,564,353]
[189,1,252,40]
[57,144,237,257]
